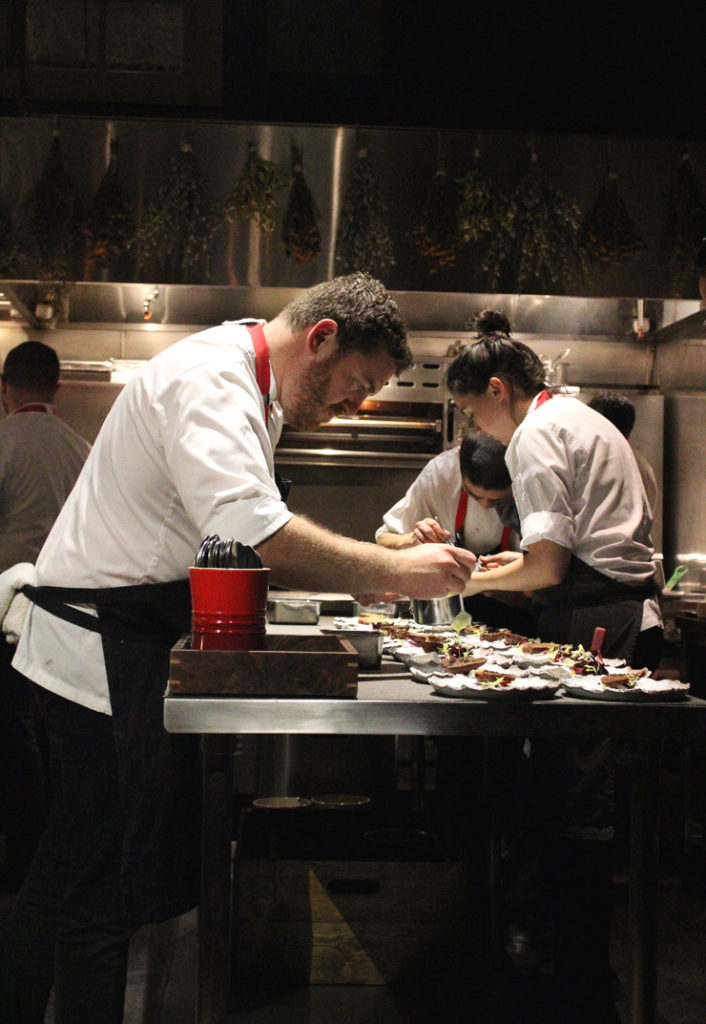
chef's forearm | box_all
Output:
[257,513,476,599]
[464,540,570,596]
[257,514,399,593]
[376,530,414,550]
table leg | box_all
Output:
[198,735,234,1024]
[628,738,660,1024]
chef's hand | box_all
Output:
[477,550,522,571]
[392,543,476,599]
[411,517,451,545]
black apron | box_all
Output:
[531,554,656,661]
[23,580,200,927]
[529,557,657,839]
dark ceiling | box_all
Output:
[2,1,702,141]
[222,2,705,139]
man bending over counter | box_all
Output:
[0,273,475,1024]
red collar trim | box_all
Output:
[12,403,55,415]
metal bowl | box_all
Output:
[411,594,463,626]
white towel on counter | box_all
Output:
[0,562,35,645]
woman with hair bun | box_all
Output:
[445,334,661,1024]
[447,335,660,657]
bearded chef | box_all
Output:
[0,274,475,1024]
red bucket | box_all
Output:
[189,566,270,651]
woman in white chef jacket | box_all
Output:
[447,336,662,666]
[445,333,662,1024]
[376,431,533,633]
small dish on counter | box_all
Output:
[320,628,383,668]
[266,598,321,624]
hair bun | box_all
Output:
[474,308,512,336]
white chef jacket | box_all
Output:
[0,404,90,572]
[14,321,292,713]
[375,446,518,554]
[506,393,661,627]
[633,448,659,514]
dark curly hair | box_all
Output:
[459,432,511,491]
[447,336,546,398]
[281,272,412,373]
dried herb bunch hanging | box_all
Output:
[503,143,585,293]
[409,140,460,274]
[138,132,218,283]
[282,142,321,263]
[82,138,134,280]
[15,127,83,281]
[581,156,646,265]
[335,136,394,279]
[456,144,516,288]
[222,142,288,235]
[660,148,706,297]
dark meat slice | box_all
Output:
[601,674,631,689]
[520,642,554,654]
[474,669,515,685]
[440,654,487,672]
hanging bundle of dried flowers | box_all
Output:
[660,147,706,297]
[82,138,134,279]
[335,135,394,279]
[138,131,218,283]
[581,155,646,265]
[457,148,512,244]
[222,141,288,236]
[456,144,516,288]
[15,126,83,282]
[409,140,460,274]
[282,142,321,264]
[503,142,585,292]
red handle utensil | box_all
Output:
[591,627,606,656]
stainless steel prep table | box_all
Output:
[164,619,706,1024]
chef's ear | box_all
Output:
[306,319,338,354]
[488,375,506,400]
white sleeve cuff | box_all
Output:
[520,511,573,551]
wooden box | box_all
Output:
[168,635,358,697]
[233,858,473,986]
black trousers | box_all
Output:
[0,687,133,1024]
[0,640,49,893]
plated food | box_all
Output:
[353,612,690,702]
[561,676,690,702]
[427,672,561,701]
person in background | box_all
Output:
[446,334,662,1024]
[0,273,475,1024]
[376,431,533,633]
[587,391,659,514]
[0,342,90,896]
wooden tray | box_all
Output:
[168,635,358,698]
